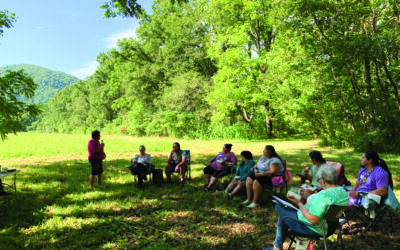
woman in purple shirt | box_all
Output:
[204,144,237,191]
[349,150,393,206]
[88,130,106,188]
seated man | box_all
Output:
[165,142,187,186]
[348,151,391,209]
[128,145,153,187]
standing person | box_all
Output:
[129,145,152,187]
[203,144,237,191]
[88,130,106,188]
[165,142,187,186]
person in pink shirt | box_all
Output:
[88,130,106,188]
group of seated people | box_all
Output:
[204,144,286,208]
[128,142,188,187]
[269,150,393,250]
[127,142,395,249]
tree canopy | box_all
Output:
[0,10,41,139]
[34,0,400,151]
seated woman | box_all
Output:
[270,167,349,250]
[128,145,152,187]
[299,151,333,200]
[222,151,256,197]
[244,145,284,208]
[204,144,237,191]
[348,151,392,208]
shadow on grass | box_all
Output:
[1,149,399,249]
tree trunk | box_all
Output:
[264,100,274,138]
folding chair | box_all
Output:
[267,159,289,197]
[172,150,191,182]
[344,190,397,237]
[282,205,348,250]
[130,164,155,187]
[296,161,351,187]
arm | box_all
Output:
[348,180,360,198]
[208,155,217,165]
[131,155,139,164]
[145,154,152,165]
[370,186,388,197]
[177,156,186,168]
[288,196,321,224]
[167,151,174,164]
[256,163,280,177]
[223,153,237,166]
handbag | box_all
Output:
[383,186,400,211]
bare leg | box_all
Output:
[246,177,254,202]
[204,174,211,185]
[231,181,246,196]
[253,180,264,204]
[225,178,238,193]
[180,166,186,181]
[165,164,171,181]
[207,176,219,189]
[97,174,102,186]
[89,175,95,188]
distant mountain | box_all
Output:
[0,64,79,104]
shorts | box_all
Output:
[203,165,228,179]
[248,173,272,188]
[89,158,103,175]
[170,163,187,173]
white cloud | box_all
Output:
[69,61,99,79]
[35,25,55,30]
[104,26,138,49]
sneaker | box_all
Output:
[242,200,251,204]
[247,202,260,208]
[181,180,185,188]
[204,187,210,191]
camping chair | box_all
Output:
[172,150,191,182]
[343,188,399,237]
[297,161,351,187]
[267,159,290,197]
[282,205,348,250]
[130,163,155,187]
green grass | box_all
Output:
[0,132,399,249]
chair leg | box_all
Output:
[389,211,394,237]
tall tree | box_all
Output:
[0,10,40,139]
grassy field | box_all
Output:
[0,132,399,249]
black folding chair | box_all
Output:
[343,192,396,237]
[282,205,348,250]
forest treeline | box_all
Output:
[33,0,400,151]
[0,64,79,104]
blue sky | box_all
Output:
[0,0,152,79]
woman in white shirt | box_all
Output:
[243,145,284,208]
[128,145,152,187]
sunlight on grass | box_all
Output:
[0,132,399,248]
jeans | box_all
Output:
[274,204,321,248]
